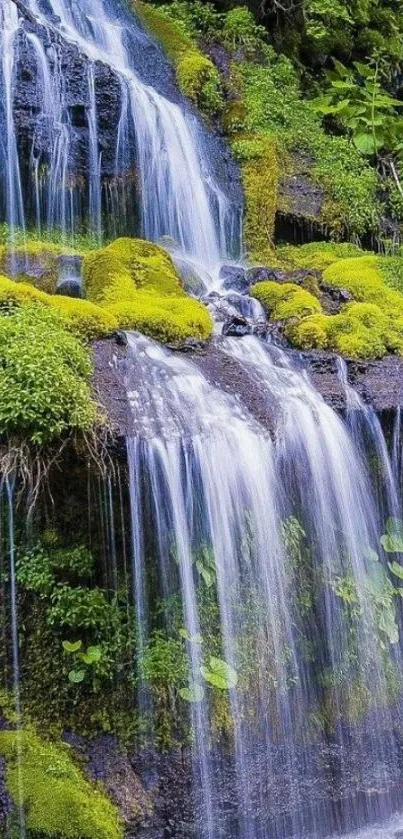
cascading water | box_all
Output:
[123,328,403,838]
[2,0,403,836]
[0,0,236,267]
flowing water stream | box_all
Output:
[2,0,403,837]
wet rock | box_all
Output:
[203,291,241,324]
[222,315,253,337]
[247,266,281,285]
[319,282,353,314]
[219,264,249,293]
[55,279,82,298]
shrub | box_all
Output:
[0,305,97,444]
[252,281,321,320]
[0,728,122,839]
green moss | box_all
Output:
[50,297,118,341]
[323,256,403,315]
[232,136,279,263]
[135,1,223,118]
[252,280,321,320]
[0,305,97,444]
[109,294,212,342]
[0,728,122,838]
[84,238,213,343]
[0,242,65,294]
[83,238,183,305]
[277,242,366,271]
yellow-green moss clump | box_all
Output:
[134,2,223,118]
[276,241,366,271]
[283,255,403,358]
[0,728,122,838]
[0,274,116,340]
[231,136,279,263]
[252,281,321,320]
[84,238,213,342]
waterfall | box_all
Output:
[0,0,234,266]
[124,333,403,838]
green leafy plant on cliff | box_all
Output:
[0,305,97,445]
[313,58,403,156]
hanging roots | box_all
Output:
[0,425,118,514]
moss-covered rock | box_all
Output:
[252,280,321,320]
[283,255,403,358]
[0,274,116,341]
[231,135,279,263]
[84,238,213,342]
[108,295,212,342]
[0,728,122,838]
[83,238,183,304]
[0,241,65,294]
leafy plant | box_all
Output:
[62,640,103,684]
[313,58,403,156]
[200,656,238,690]
[381,517,403,554]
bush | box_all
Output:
[277,242,365,271]
[0,305,97,444]
[0,729,122,839]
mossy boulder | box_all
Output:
[252,280,321,320]
[84,238,213,342]
[282,254,403,358]
[0,728,122,838]
[0,242,79,294]
[0,274,116,341]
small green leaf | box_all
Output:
[388,561,403,580]
[62,640,82,654]
[200,657,238,690]
[381,533,403,553]
[179,628,202,644]
[68,669,85,684]
[179,683,205,703]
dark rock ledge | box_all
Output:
[92,338,403,439]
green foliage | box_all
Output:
[16,542,132,687]
[313,58,403,156]
[0,305,97,444]
[278,241,365,270]
[0,729,122,838]
[221,7,267,54]
[200,656,238,690]
[176,52,224,116]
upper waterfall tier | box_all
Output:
[0,0,241,259]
